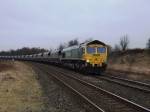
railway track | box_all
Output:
[100,74,150,93]
[34,63,150,112]
[46,65,150,108]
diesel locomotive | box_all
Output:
[60,40,108,73]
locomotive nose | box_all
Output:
[95,58,98,61]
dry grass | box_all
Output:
[0,62,14,72]
[0,61,45,112]
[108,52,150,75]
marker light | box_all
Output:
[86,59,90,63]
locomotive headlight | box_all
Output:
[86,59,90,63]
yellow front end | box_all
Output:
[83,45,107,67]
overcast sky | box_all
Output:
[0,0,150,51]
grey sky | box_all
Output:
[0,0,150,51]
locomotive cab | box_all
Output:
[83,40,108,71]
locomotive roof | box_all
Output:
[62,40,106,52]
[87,40,106,46]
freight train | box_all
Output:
[0,40,108,74]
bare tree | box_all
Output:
[120,35,129,51]
[58,43,65,51]
[0,47,48,56]
[68,38,79,47]
[146,38,150,49]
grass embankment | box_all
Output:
[108,50,150,75]
[0,61,44,112]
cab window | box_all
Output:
[97,47,106,53]
[87,47,96,54]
